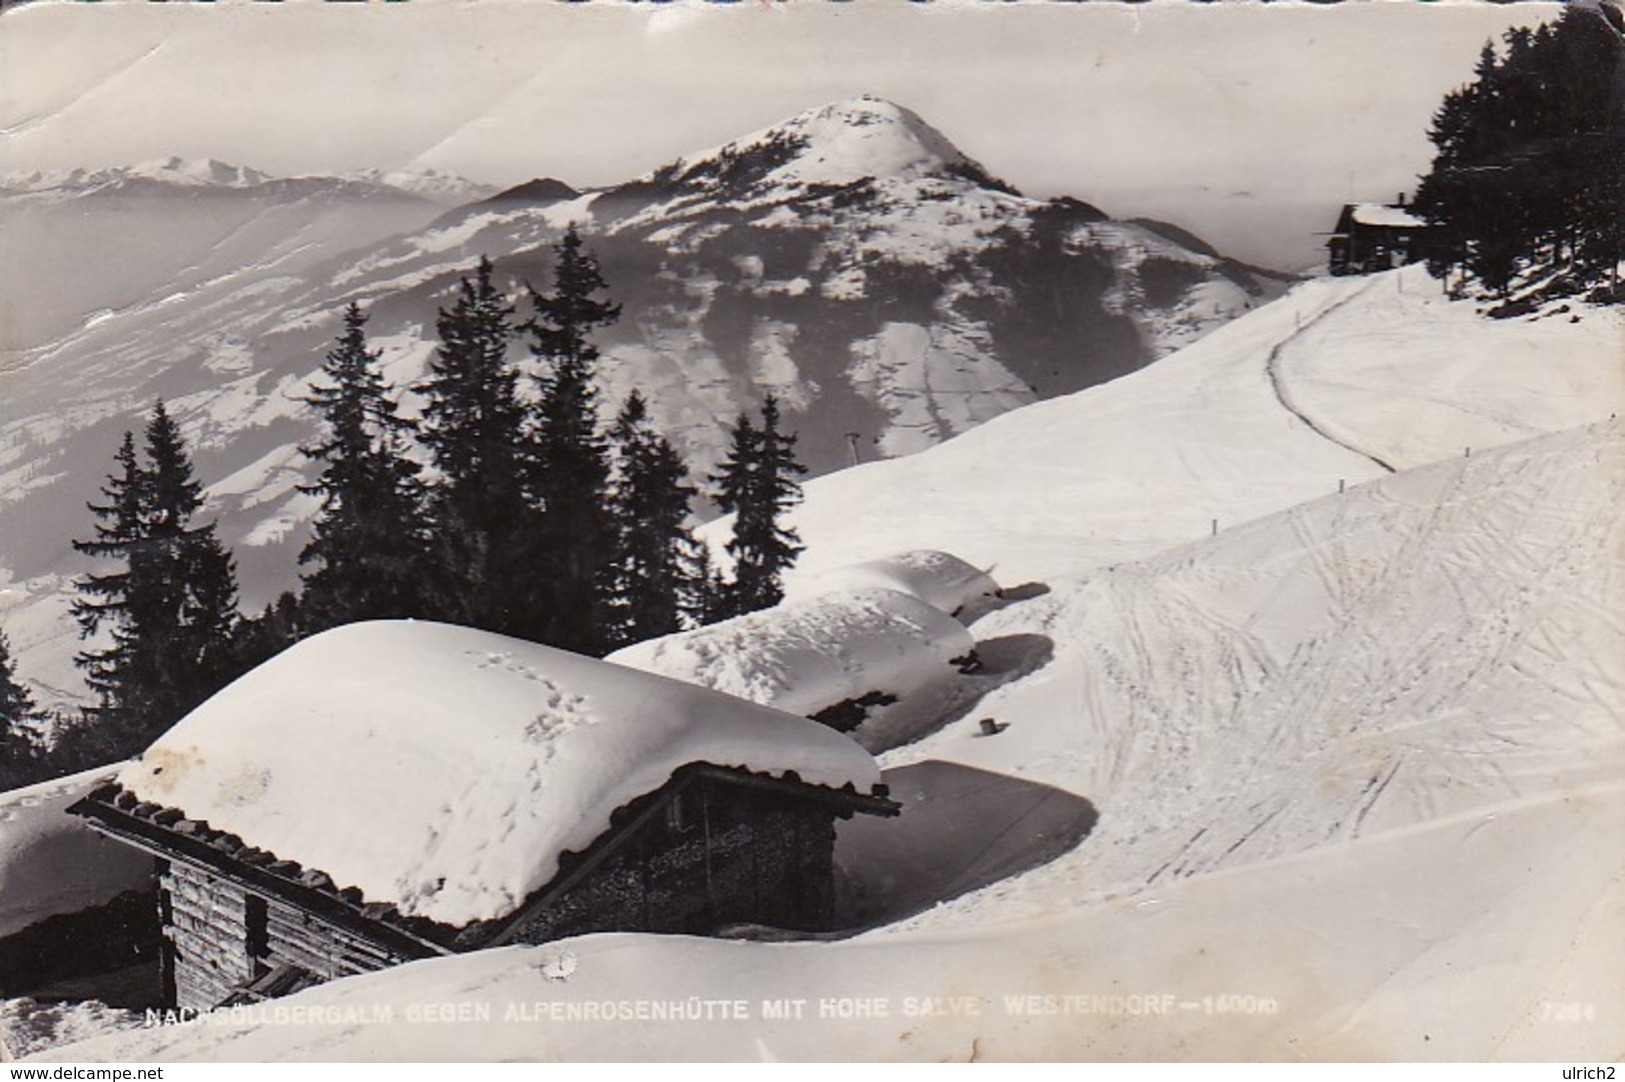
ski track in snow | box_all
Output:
[1264,276,1399,473]
[869,418,1625,935]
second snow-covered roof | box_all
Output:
[116,620,882,927]
[787,550,999,613]
[608,588,975,719]
[1349,203,1427,229]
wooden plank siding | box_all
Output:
[500,774,840,945]
[163,862,411,1011]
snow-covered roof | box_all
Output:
[607,588,975,719]
[786,550,999,614]
[113,621,883,927]
[0,764,154,939]
[1349,202,1426,229]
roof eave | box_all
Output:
[67,788,456,959]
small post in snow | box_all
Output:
[1465,446,1472,458]
[845,432,862,467]
[1339,478,1346,494]
[1211,518,1219,537]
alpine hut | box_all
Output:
[1327,196,1430,275]
[69,621,898,1012]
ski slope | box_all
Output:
[45,407,1625,1061]
[775,267,1625,589]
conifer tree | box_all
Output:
[71,430,150,726]
[604,390,696,648]
[143,402,240,715]
[416,256,532,635]
[228,591,306,675]
[710,394,807,617]
[680,539,731,629]
[0,629,42,788]
[299,303,428,630]
[525,226,621,654]
[72,403,239,751]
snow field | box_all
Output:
[43,411,1625,1062]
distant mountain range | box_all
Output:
[0,160,495,357]
[0,96,1291,703]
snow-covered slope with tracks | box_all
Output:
[43,409,1625,1063]
[774,267,1625,589]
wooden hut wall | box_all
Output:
[162,862,256,1012]
[506,777,840,945]
[162,861,409,1010]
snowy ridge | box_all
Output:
[334,167,497,205]
[0,159,271,194]
[116,621,882,926]
[774,266,1625,589]
[0,159,491,202]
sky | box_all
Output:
[0,0,1556,270]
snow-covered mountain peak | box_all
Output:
[0,158,272,195]
[125,156,271,188]
[649,96,1012,197]
[340,167,499,205]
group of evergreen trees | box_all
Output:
[1415,4,1624,302]
[286,228,807,650]
[0,226,807,783]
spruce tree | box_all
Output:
[680,539,731,629]
[0,629,42,788]
[139,402,240,726]
[525,225,621,654]
[299,303,428,631]
[71,403,239,752]
[228,591,306,675]
[71,430,151,727]
[710,394,808,617]
[605,390,697,648]
[416,256,532,635]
